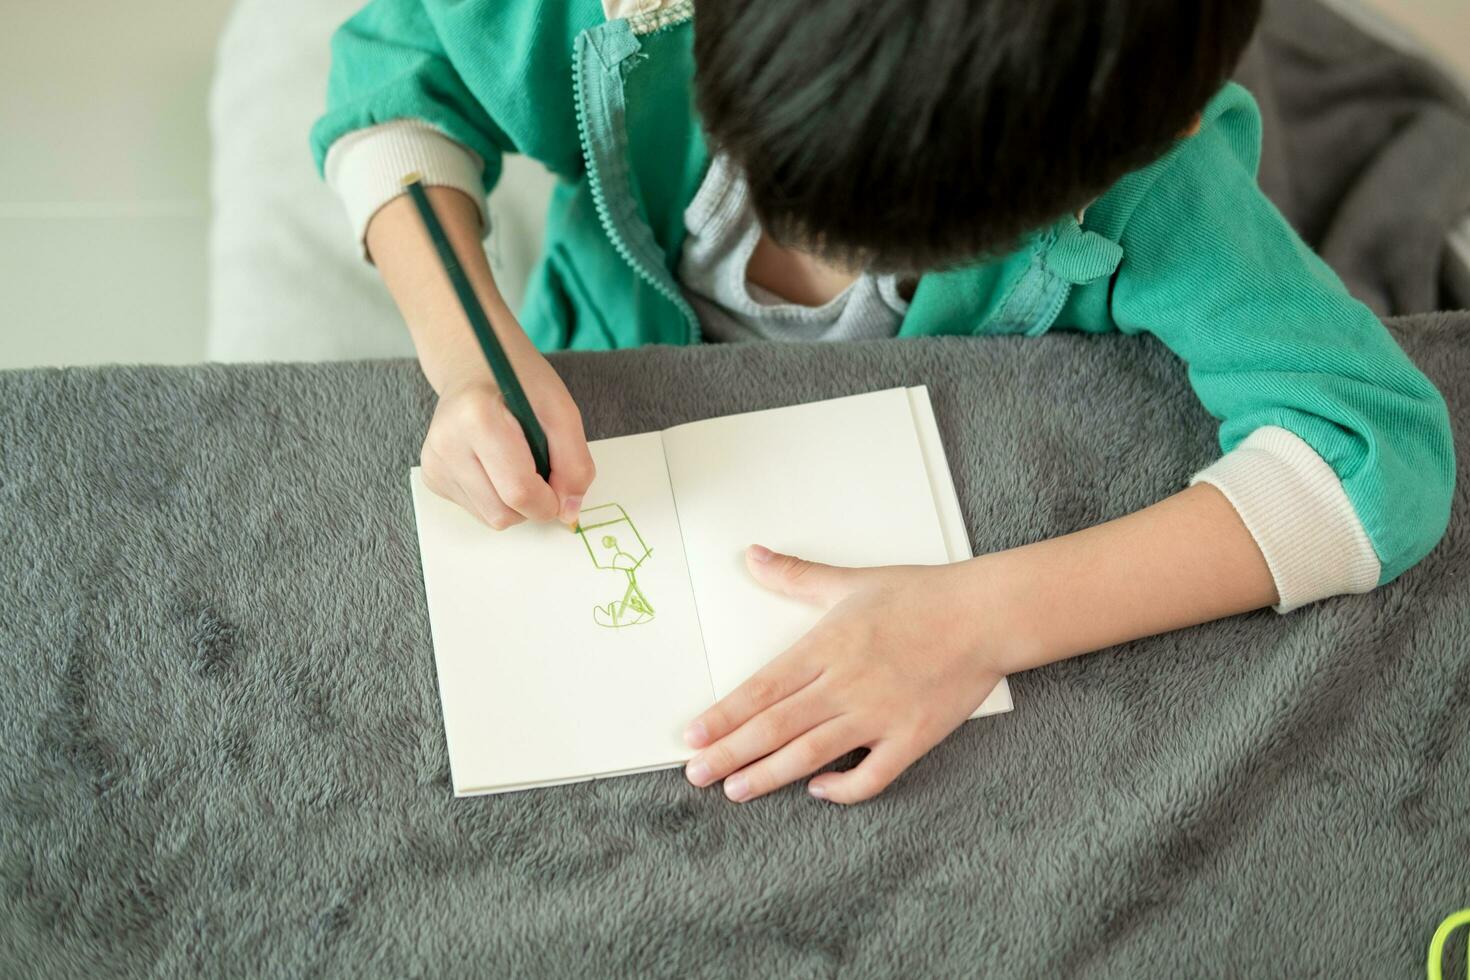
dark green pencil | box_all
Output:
[401,174,552,481]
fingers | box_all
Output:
[715,716,867,803]
[745,545,865,608]
[421,445,523,530]
[471,422,560,524]
[684,651,823,751]
[684,680,835,789]
[546,423,596,527]
[426,382,593,527]
[807,738,920,805]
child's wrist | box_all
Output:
[422,340,494,397]
[421,307,527,397]
[954,552,1056,676]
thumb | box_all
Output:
[745,545,864,608]
[548,433,596,527]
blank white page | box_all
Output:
[662,387,1011,717]
[410,432,714,795]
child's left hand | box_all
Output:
[682,545,1012,805]
[682,485,1280,804]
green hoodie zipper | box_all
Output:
[572,22,703,344]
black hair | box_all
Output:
[692,0,1263,273]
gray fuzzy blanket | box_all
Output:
[1239,0,1470,314]
[2,320,1468,977]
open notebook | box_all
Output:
[410,387,1013,796]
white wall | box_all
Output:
[0,0,234,369]
[1376,0,1470,75]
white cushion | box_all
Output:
[207,0,555,362]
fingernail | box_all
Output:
[685,760,710,786]
[683,721,708,747]
[809,783,828,801]
[560,495,583,525]
[748,544,774,563]
[724,775,749,802]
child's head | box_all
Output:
[693,0,1262,273]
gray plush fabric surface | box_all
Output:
[1239,0,1470,314]
[2,318,1468,977]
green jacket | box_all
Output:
[312,0,1454,589]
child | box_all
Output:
[312,0,1454,804]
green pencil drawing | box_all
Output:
[574,503,655,628]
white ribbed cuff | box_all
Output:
[323,120,489,262]
[1190,425,1381,614]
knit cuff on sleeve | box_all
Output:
[1189,425,1382,614]
[323,120,488,262]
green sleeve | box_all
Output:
[1110,89,1455,585]
[308,0,516,194]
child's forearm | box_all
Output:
[980,483,1279,673]
[366,186,597,529]
[365,187,527,395]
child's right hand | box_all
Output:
[361,186,595,532]
[419,350,596,531]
